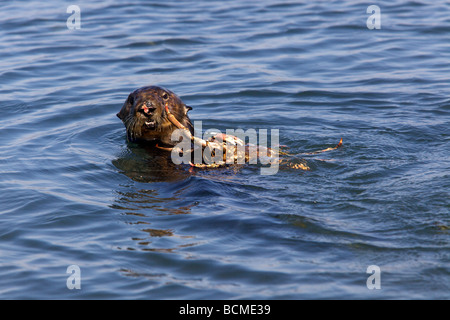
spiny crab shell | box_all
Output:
[189,132,279,169]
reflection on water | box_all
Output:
[113,188,194,215]
[112,181,200,253]
[112,144,192,183]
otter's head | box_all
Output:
[117,86,193,146]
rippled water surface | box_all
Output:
[0,0,449,299]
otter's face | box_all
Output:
[117,86,193,145]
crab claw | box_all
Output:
[155,144,174,152]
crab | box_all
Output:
[158,103,342,170]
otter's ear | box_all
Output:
[117,94,135,120]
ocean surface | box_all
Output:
[0,0,448,299]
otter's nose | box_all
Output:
[140,102,156,115]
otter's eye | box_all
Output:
[162,93,169,100]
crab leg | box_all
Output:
[155,144,174,152]
[300,138,343,155]
[165,103,208,148]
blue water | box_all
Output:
[0,0,449,299]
